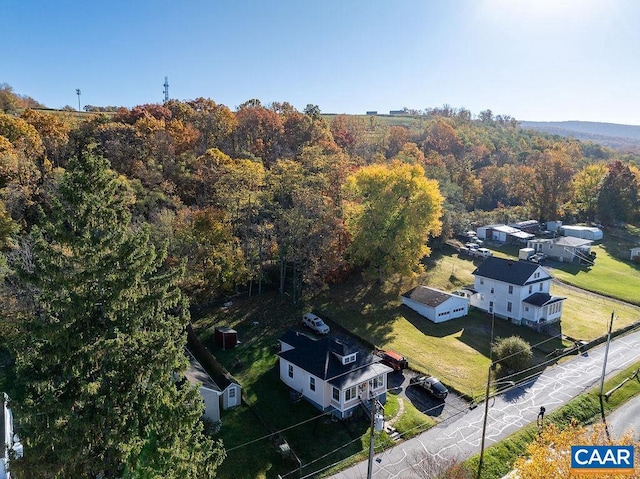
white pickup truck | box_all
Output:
[302,313,330,335]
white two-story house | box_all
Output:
[469,257,565,331]
[278,331,392,419]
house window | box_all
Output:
[288,365,293,379]
[229,387,236,398]
[539,282,543,291]
[342,354,356,365]
[508,285,513,294]
[309,377,315,391]
[332,387,340,401]
[490,287,494,294]
[480,278,484,285]
[507,302,512,313]
[529,285,532,294]
[373,375,384,389]
[345,386,357,401]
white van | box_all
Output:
[302,313,330,335]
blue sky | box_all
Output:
[2,0,639,125]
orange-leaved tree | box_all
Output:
[513,422,639,479]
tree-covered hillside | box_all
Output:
[520,120,640,153]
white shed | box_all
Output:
[560,225,603,241]
[185,351,222,423]
[402,286,469,323]
[631,247,640,261]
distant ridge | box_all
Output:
[519,121,640,152]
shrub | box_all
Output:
[492,335,532,373]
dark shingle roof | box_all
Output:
[473,257,549,285]
[402,286,454,307]
[278,332,384,381]
[523,293,565,306]
[329,362,392,389]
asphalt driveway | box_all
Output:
[386,369,471,424]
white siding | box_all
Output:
[200,387,221,422]
[470,266,551,321]
[402,294,468,323]
[222,384,241,409]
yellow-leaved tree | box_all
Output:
[513,422,640,479]
[343,160,443,283]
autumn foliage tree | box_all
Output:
[513,422,639,479]
[597,160,640,225]
[344,160,443,282]
[572,162,607,221]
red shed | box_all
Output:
[215,327,238,350]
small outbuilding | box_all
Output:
[631,247,640,261]
[214,326,238,350]
[185,349,242,424]
[477,224,533,244]
[401,286,469,323]
[560,225,603,241]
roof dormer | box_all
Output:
[329,338,358,365]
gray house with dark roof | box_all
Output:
[401,286,469,323]
[277,332,392,419]
[527,236,594,264]
[470,257,565,330]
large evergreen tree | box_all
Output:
[8,150,224,478]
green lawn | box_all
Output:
[551,244,640,306]
[552,280,640,339]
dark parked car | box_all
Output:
[375,350,408,371]
[410,375,448,399]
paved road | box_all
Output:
[331,327,640,479]
[607,384,640,441]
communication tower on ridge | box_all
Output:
[163,77,169,103]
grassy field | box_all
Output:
[551,244,640,306]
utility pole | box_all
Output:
[477,361,493,479]
[599,311,615,398]
[76,88,81,111]
[598,311,615,439]
[478,312,496,479]
[366,397,383,479]
[367,397,377,479]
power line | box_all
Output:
[225,410,332,453]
